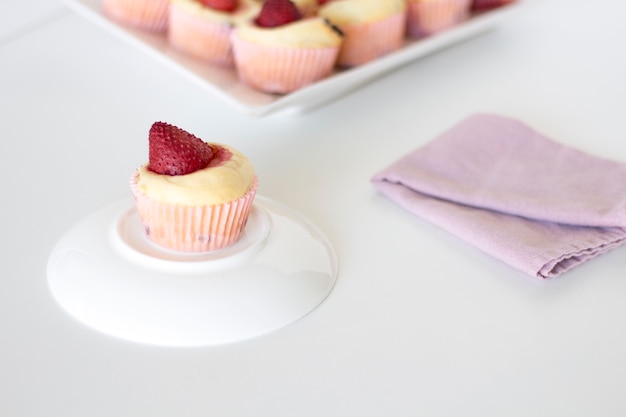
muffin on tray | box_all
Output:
[231,0,343,94]
[102,0,170,32]
[317,0,407,68]
[168,0,261,67]
[130,122,258,252]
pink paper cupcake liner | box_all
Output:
[168,4,235,67]
[336,11,407,68]
[130,174,259,252]
[231,34,339,94]
[103,0,170,32]
[406,0,471,38]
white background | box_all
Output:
[2,0,626,415]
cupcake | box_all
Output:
[317,0,407,68]
[405,0,472,38]
[471,0,515,11]
[168,0,261,67]
[231,0,343,94]
[102,0,170,32]
[130,122,258,252]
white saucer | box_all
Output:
[47,196,338,347]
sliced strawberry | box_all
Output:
[255,0,301,28]
[198,0,238,12]
[148,122,214,176]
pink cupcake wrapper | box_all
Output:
[231,34,339,94]
[130,173,259,252]
[102,0,170,32]
[336,11,407,68]
[406,0,471,38]
[168,4,235,67]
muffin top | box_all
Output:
[136,144,255,206]
[318,0,407,25]
[135,122,256,206]
[234,17,343,48]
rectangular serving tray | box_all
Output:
[65,0,520,117]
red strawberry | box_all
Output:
[198,0,238,12]
[255,0,301,28]
[148,122,214,176]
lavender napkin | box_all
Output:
[371,114,626,278]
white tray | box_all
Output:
[65,0,520,117]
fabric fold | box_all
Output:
[371,114,626,278]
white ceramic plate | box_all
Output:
[64,0,520,117]
[47,196,338,347]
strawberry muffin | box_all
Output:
[317,0,407,68]
[168,0,261,66]
[102,0,170,32]
[405,0,472,38]
[130,122,258,252]
[231,0,343,94]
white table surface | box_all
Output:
[2,0,626,415]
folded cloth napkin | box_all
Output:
[371,114,626,279]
